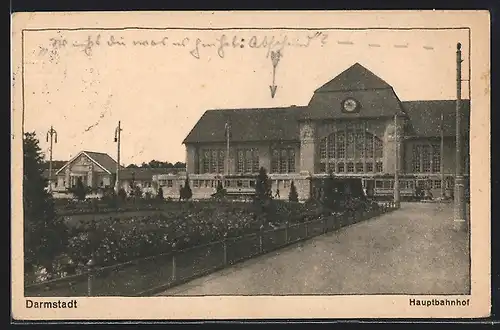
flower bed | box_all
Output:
[27,199,383,286]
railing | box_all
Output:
[25,201,399,297]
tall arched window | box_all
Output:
[319,129,383,173]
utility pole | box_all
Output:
[440,111,445,199]
[393,113,400,208]
[114,121,122,193]
[46,126,58,192]
[224,121,230,188]
[454,42,467,231]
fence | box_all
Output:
[25,201,399,297]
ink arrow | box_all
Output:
[269,50,282,98]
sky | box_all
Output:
[22,27,470,165]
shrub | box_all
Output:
[156,186,164,200]
[289,181,299,202]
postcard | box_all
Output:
[11,10,491,320]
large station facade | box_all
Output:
[158,63,470,200]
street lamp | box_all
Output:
[46,126,58,192]
[114,121,122,193]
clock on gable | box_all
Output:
[341,98,361,113]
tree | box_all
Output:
[157,186,164,200]
[23,132,68,275]
[180,176,192,200]
[289,180,299,202]
[72,177,86,201]
[323,170,338,211]
[255,167,272,202]
[216,181,224,193]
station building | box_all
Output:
[157,63,470,200]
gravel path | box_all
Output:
[157,202,470,296]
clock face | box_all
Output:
[342,98,359,112]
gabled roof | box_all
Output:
[55,151,124,175]
[314,63,392,93]
[183,106,306,144]
[401,100,471,137]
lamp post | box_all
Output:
[454,42,467,231]
[393,114,400,208]
[114,121,122,194]
[46,126,58,192]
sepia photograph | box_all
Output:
[11,10,490,320]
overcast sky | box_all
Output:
[23,27,470,165]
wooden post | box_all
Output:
[285,222,289,243]
[223,233,228,266]
[171,252,177,281]
[86,257,96,297]
[259,225,264,253]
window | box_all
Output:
[347,162,355,173]
[432,145,441,173]
[337,133,345,158]
[376,162,383,173]
[319,162,326,173]
[356,133,365,158]
[337,162,345,173]
[283,180,290,188]
[346,132,355,158]
[237,148,259,174]
[433,180,442,189]
[249,180,256,188]
[355,162,363,172]
[200,149,225,174]
[193,180,200,188]
[270,148,296,173]
[167,180,173,188]
[412,145,421,172]
[318,128,383,173]
[236,180,243,188]
[422,146,431,173]
[375,181,383,188]
[366,162,373,172]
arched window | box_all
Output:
[319,129,383,173]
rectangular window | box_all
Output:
[356,133,365,158]
[319,162,326,173]
[327,135,335,159]
[271,149,279,173]
[376,162,383,173]
[337,162,345,173]
[210,150,218,173]
[218,150,225,174]
[283,180,290,189]
[433,180,441,189]
[412,145,421,173]
[237,149,244,173]
[288,148,296,173]
[366,135,374,158]
[250,180,256,188]
[347,162,355,173]
[432,145,440,173]
[374,138,383,158]
[166,180,173,188]
[422,146,431,172]
[355,162,364,173]
[346,132,355,158]
[319,138,327,159]
[337,133,346,158]
[279,149,288,173]
[375,181,383,188]
[252,149,260,173]
[366,162,373,172]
